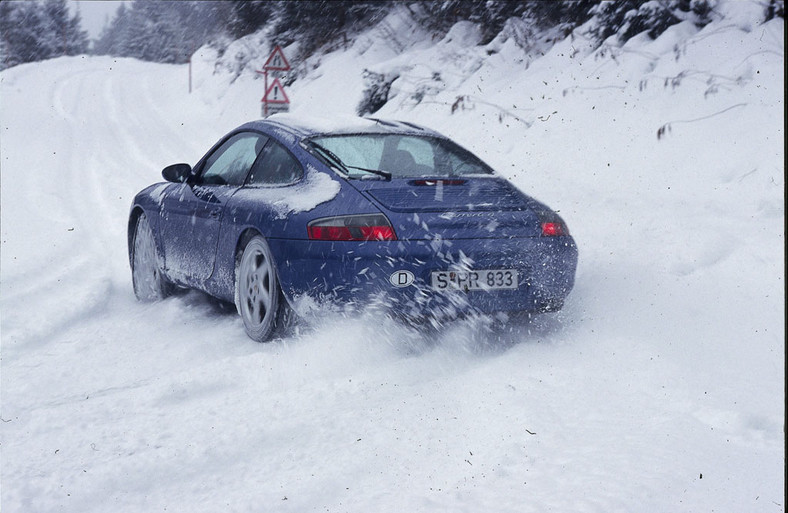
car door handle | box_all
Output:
[208,209,222,219]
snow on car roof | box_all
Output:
[254,113,442,139]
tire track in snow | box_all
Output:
[1,62,97,345]
[4,65,129,297]
[101,70,164,173]
[1,58,205,352]
[2,62,119,350]
[49,64,198,329]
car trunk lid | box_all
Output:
[350,176,545,240]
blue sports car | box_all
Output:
[128,116,577,341]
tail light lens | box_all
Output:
[307,214,397,241]
[538,211,569,237]
[541,221,567,236]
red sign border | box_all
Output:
[262,77,290,104]
[263,45,291,71]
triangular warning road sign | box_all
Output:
[262,77,290,104]
[263,46,290,71]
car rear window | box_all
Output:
[309,134,493,178]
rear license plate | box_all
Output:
[431,270,518,291]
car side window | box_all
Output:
[248,140,303,185]
[200,132,268,186]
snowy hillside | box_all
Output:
[1,2,784,512]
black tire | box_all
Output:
[131,213,172,301]
[234,235,288,342]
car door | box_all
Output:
[160,131,268,284]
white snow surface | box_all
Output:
[1,3,784,512]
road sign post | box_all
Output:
[257,46,291,117]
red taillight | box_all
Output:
[360,225,396,240]
[308,214,397,241]
[541,221,566,237]
[308,225,352,240]
[537,209,569,237]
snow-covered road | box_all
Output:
[1,8,784,512]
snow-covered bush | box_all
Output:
[212,29,271,81]
[587,0,716,44]
[764,0,785,20]
[357,70,399,115]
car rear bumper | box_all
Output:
[269,235,577,317]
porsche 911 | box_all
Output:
[128,116,578,341]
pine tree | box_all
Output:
[93,1,222,64]
[94,3,131,57]
[226,1,274,39]
[273,1,390,59]
[4,2,50,64]
[65,6,89,55]
[0,2,21,69]
[0,0,88,70]
[44,0,73,57]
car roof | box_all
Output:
[240,114,444,140]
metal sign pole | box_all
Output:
[188,42,194,94]
[264,70,268,117]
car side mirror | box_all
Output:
[162,163,192,183]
